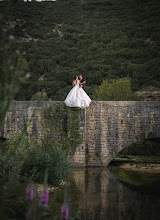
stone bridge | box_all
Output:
[1,101,160,166]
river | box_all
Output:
[51,165,160,220]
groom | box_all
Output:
[79,74,86,90]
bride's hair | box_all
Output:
[75,75,78,79]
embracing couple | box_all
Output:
[64,74,91,109]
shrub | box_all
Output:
[0,133,69,185]
[94,77,140,101]
[30,91,48,101]
[21,145,69,186]
[42,106,82,155]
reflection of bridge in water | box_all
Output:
[1,101,160,166]
[72,168,160,220]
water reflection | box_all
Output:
[54,167,160,220]
[108,165,160,195]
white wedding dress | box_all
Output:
[64,80,91,108]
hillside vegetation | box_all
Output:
[1,0,160,100]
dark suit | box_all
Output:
[80,78,86,90]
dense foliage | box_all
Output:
[94,77,139,100]
[0,132,69,185]
[0,103,82,186]
[42,105,82,155]
[0,17,28,125]
[1,0,160,100]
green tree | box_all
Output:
[1,0,160,100]
[94,77,139,101]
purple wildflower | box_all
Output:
[26,187,34,201]
[39,189,49,208]
[61,203,69,220]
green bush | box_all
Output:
[42,106,82,155]
[94,77,140,101]
[21,145,69,186]
[0,133,69,185]
[30,91,48,101]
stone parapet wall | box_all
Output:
[1,101,160,166]
[1,101,61,139]
[0,101,86,166]
[85,101,160,165]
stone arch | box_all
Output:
[108,135,160,165]
[84,101,160,166]
[1,101,160,167]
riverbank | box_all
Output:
[117,163,160,173]
[111,155,160,173]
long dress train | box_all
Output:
[64,80,91,108]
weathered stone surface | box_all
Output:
[1,101,160,166]
[85,101,160,165]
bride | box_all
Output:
[64,75,91,108]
